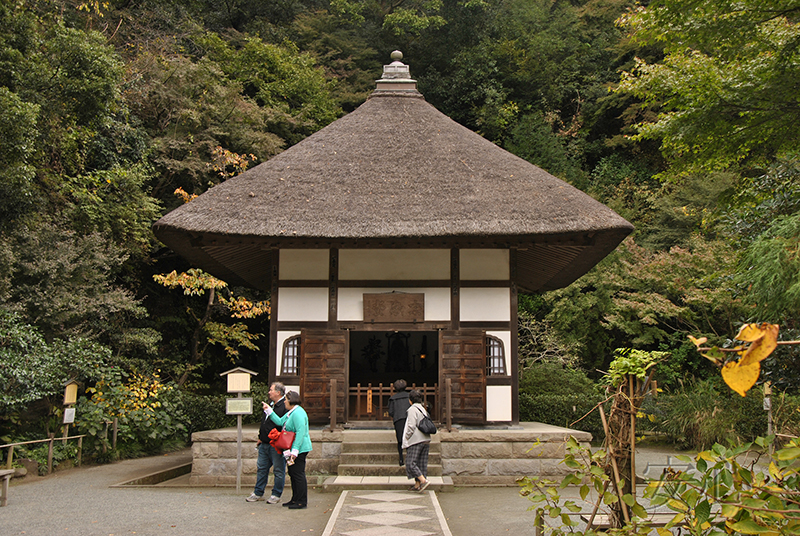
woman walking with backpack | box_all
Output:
[402,389,432,491]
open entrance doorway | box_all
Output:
[348,330,438,421]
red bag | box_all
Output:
[268,428,295,453]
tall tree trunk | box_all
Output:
[177,287,215,387]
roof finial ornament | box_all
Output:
[373,50,420,95]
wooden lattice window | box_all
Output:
[281,336,300,376]
[486,336,506,376]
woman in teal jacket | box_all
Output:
[264,390,312,508]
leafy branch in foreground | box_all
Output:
[519,437,650,536]
[645,437,800,536]
[520,436,800,536]
[690,323,800,397]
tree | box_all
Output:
[0,308,110,428]
[738,214,800,326]
[543,237,746,374]
[616,0,800,177]
[0,88,39,229]
[153,268,269,387]
[3,222,147,346]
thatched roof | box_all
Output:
[153,56,633,293]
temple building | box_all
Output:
[153,52,633,426]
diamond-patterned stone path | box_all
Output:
[322,490,453,536]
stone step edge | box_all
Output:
[320,475,454,493]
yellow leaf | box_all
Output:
[688,335,708,347]
[740,324,779,366]
[721,360,761,397]
[736,324,766,342]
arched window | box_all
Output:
[486,336,506,376]
[281,336,300,376]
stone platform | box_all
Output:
[189,422,591,488]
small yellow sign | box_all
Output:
[227,373,251,393]
[64,383,78,406]
[367,389,373,413]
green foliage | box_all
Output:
[0,87,39,228]
[76,367,187,453]
[520,362,599,397]
[721,156,800,244]
[651,377,766,450]
[518,312,580,369]
[196,33,339,142]
[605,348,664,388]
[519,363,604,438]
[505,112,585,183]
[520,393,606,440]
[635,173,736,251]
[737,212,800,326]
[59,165,162,260]
[0,308,110,423]
[178,381,270,438]
[544,235,748,374]
[13,442,79,475]
[2,222,147,344]
[179,391,236,438]
[616,0,800,177]
[522,436,800,536]
[645,438,800,536]
[519,436,650,535]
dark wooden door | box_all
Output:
[440,330,486,423]
[300,329,348,424]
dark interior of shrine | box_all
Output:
[349,331,438,389]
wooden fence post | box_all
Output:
[329,378,337,430]
[47,434,54,475]
[446,378,452,432]
[112,418,118,449]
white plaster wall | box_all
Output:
[277,288,329,322]
[460,249,509,280]
[487,330,512,375]
[486,385,512,422]
[276,331,301,375]
[279,250,329,280]
[459,288,511,322]
[339,249,450,280]
[337,288,450,321]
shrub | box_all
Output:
[651,377,768,449]
[14,442,79,475]
[520,393,606,440]
[520,362,600,396]
[519,362,605,439]
[76,367,187,456]
[180,381,272,439]
[180,392,237,438]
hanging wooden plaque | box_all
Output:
[363,293,425,323]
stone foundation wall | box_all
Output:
[438,425,591,485]
[189,427,343,487]
[188,423,590,487]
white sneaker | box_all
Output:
[266,495,281,504]
[246,493,265,502]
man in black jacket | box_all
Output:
[246,382,287,503]
[387,379,410,466]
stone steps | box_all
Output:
[331,428,449,489]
